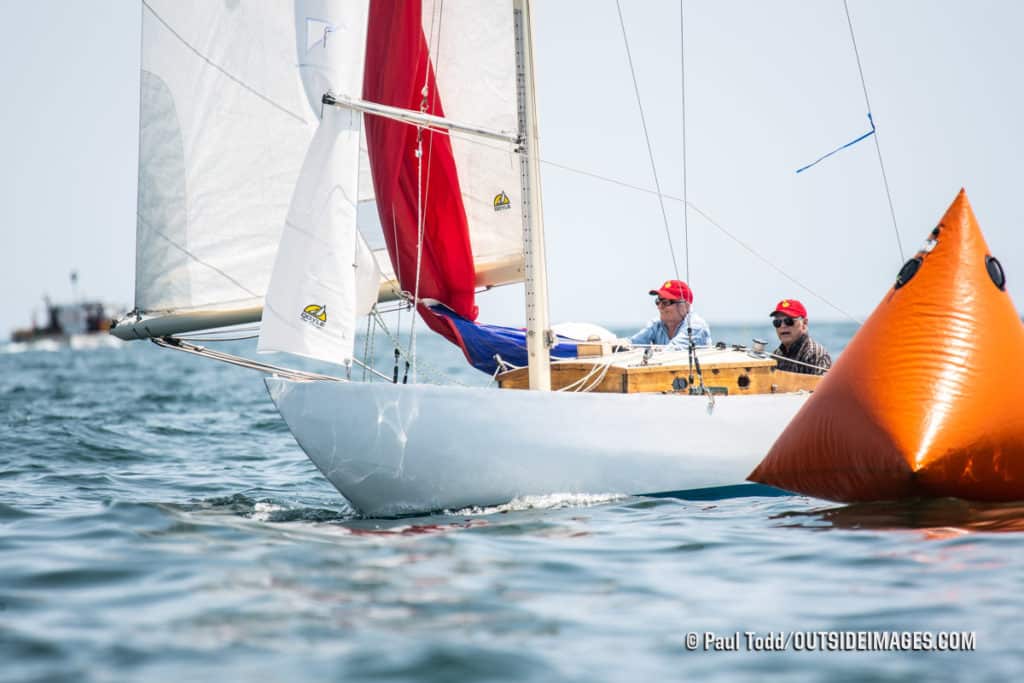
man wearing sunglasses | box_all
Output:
[769,299,831,375]
[628,279,712,349]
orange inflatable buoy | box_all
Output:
[749,189,1024,502]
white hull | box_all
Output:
[265,377,809,517]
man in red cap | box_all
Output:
[769,299,831,374]
[629,279,712,349]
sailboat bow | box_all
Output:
[266,376,809,517]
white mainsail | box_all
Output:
[134,1,315,320]
[257,0,381,366]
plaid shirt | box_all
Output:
[773,334,832,375]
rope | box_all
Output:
[555,356,616,393]
[578,361,614,393]
[843,0,904,264]
[615,0,679,280]
[582,360,617,392]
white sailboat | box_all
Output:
[113,0,815,516]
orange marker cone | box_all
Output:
[750,189,1024,501]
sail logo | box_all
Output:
[301,304,327,329]
[493,191,511,211]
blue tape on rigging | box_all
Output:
[795,113,876,174]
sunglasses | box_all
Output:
[772,316,801,328]
[655,298,683,307]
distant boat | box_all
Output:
[11,272,119,348]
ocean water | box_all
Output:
[1,323,1018,682]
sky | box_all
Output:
[2,0,1023,338]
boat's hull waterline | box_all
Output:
[265,377,809,516]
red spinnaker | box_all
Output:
[363,0,478,342]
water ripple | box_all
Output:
[0,333,1019,682]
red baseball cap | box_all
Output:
[770,299,808,318]
[649,279,694,304]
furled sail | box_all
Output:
[362,0,524,324]
[130,1,317,331]
[257,0,381,366]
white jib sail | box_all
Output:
[257,0,379,366]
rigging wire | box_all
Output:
[361,309,374,381]
[843,0,904,265]
[371,308,474,387]
[408,127,426,385]
[538,159,861,324]
[615,0,680,280]
[154,337,344,382]
[390,208,404,370]
[677,2,707,394]
[439,125,856,324]
[683,202,859,324]
[404,0,447,385]
[678,0,691,285]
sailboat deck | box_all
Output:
[496,346,822,394]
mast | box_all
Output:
[513,0,552,391]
